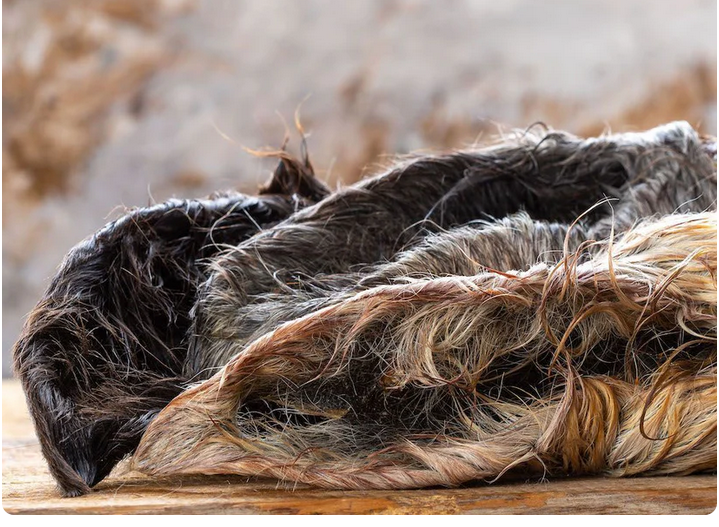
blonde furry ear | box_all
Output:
[133,212,716,489]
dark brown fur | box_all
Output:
[187,122,717,376]
[12,155,329,496]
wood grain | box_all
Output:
[2,380,716,514]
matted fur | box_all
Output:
[188,122,717,375]
[133,213,717,489]
[12,155,330,496]
[12,121,717,496]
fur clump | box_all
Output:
[187,121,717,376]
[133,212,717,488]
[12,154,329,496]
[12,121,717,496]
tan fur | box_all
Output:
[132,212,717,489]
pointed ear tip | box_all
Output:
[44,450,95,497]
[59,478,92,497]
[273,158,288,175]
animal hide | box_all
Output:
[13,121,717,496]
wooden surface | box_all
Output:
[2,380,716,515]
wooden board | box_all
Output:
[2,380,716,514]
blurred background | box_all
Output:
[2,0,717,374]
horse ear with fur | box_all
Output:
[12,121,717,496]
[12,151,330,497]
[133,211,717,488]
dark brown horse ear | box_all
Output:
[259,152,331,203]
[12,187,328,497]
